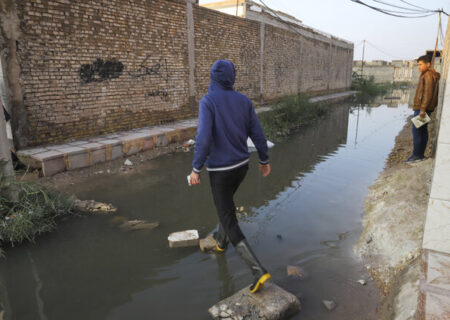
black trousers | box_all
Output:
[209,164,248,246]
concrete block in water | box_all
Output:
[168,230,199,248]
[199,234,219,252]
[208,282,301,320]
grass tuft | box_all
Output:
[259,95,328,140]
[0,178,75,249]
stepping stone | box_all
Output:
[199,234,219,252]
[168,230,199,248]
[208,282,301,320]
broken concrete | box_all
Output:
[286,265,308,279]
[199,234,219,253]
[73,199,117,214]
[322,300,336,311]
[208,282,300,320]
[168,230,199,248]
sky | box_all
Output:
[199,0,450,62]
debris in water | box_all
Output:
[286,265,308,279]
[73,199,117,214]
[168,230,199,248]
[322,300,336,311]
[357,279,367,285]
[120,219,160,232]
[322,240,338,248]
[124,159,133,166]
[277,234,283,240]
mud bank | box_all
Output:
[356,118,435,319]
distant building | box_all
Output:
[352,50,442,83]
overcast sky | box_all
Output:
[200,0,450,61]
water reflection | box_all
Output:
[0,94,412,320]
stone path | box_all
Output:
[17,91,356,176]
[418,69,450,319]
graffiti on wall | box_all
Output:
[148,89,169,100]
[129,55,171,101]
[129,56,169,83]
[79,58,124,84]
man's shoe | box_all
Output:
[235,239,271,293]
[404,155,425,163]
[213,231,228,252]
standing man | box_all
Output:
[405,55,440,162]
[189,60,271,293]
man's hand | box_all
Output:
[189,171,200,185]
[420,110,426,118]
[258,164,271,177]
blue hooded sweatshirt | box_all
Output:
[192,60,269,173]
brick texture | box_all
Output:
[6,0,353,147]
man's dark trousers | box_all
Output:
[209,165,248,246]
[412,109,432,158]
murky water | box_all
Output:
[0,95,412,320]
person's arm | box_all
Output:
[190,98,214,184]
[248,102,271,177]
[420,73,433,117]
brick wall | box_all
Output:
[193,6,261,101]
[1,0,353,147]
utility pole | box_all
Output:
[361,40,366,80]
[432,11,442,67]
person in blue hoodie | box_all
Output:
[189,60,271,293]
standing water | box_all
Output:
[0,93,412,320]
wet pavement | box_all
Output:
[0,96,412,320]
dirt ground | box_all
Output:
[356,116,437,319]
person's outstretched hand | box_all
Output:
[190,171,200,185]
[259,164,271,177]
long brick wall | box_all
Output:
[0,0,353,148]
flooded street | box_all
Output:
[0,95,412,319]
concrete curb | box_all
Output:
[17,91,356,176]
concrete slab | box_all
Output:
[42,156,66,176]
[82,142,104,150]
[32,150,64,160]
[109,144,123,160]
[423,199,450,255]
[54,146,85,154]
[424,292,450,319]
[96,139,121,146]
[67,152,89,170]
[426,251,450,292]
[68,140,89,146]
[438,98,450,145]
[208,282,301,320]
[168,230,199,248]
[430,143,450,202]
[18,147,49,156]
[199,234,219,252]
[89,148,106,164]
[156,134,169,147]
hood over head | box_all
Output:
[209,60,236,92]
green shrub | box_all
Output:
[259,95,328,139]
[0,179,75,247]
